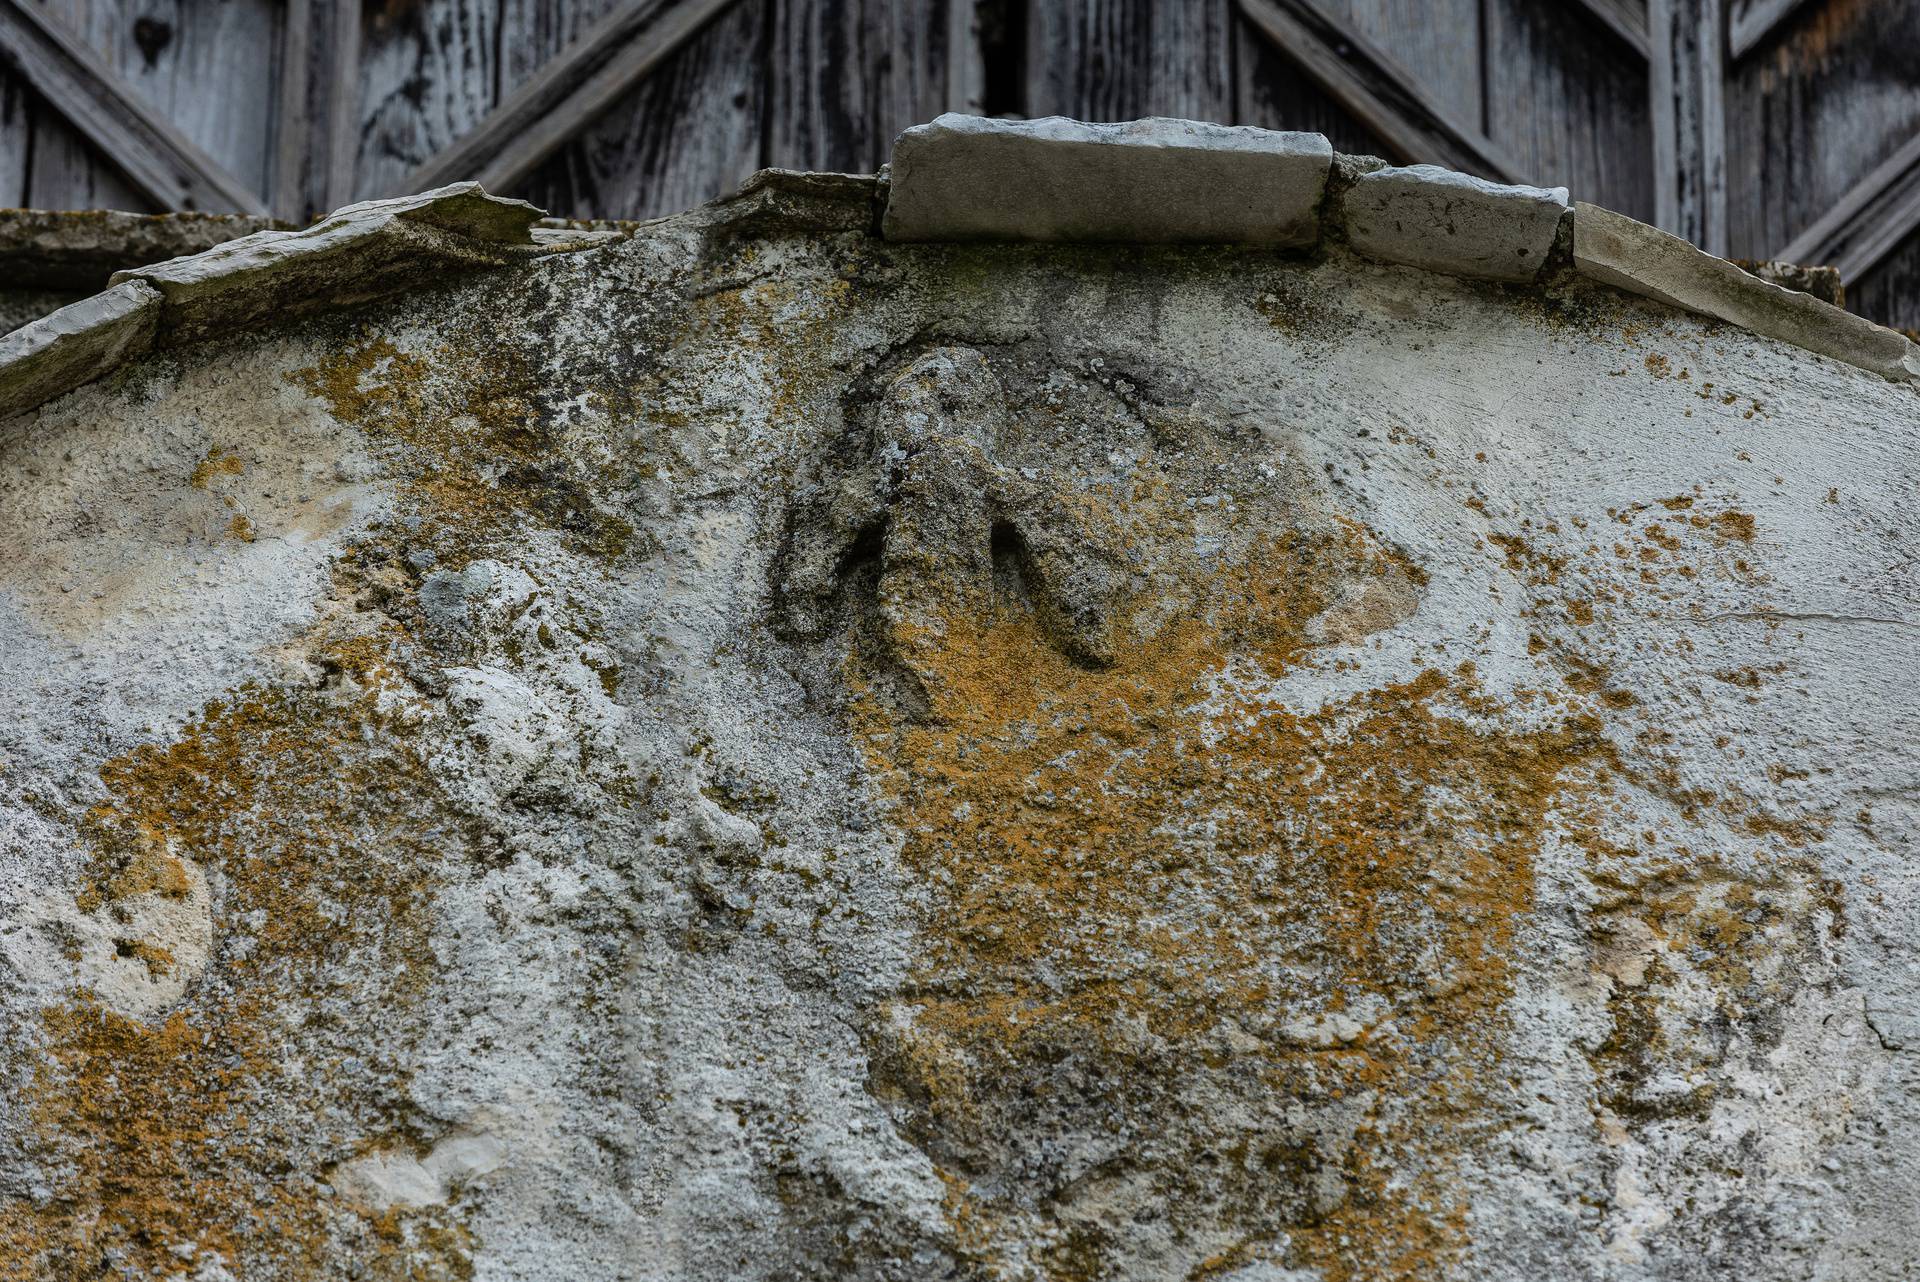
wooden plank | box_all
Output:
[0,0,265,213]
[1723,0,1920,260]
[1021,0,1232,124]
[517,0,766,219]
[55,0,280,201]
[1842,220,1920,334]
[767,0,952,174]
[1729,0,1814,61]
[1320,0,1483,129]
[0,55,28,205]
[1777,131,1920,282]
[356,0,500,201]
[395,0,740,197]
[1484,0,1655,222]
[1648,0,1727,255]
[273,0,362,221]
[1235,6,1393,156]
[946,0,985,115]
[1236,0,1524,182]
[499,0,630,98]
[1570,0,1651,60]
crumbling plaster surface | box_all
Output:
[0,182,1916,1282]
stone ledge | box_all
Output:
[0,208,289,291]
[0,280,160,422]
[1574,201,1920,383]
[883,114,1332,245]
[1342,164,1569,284]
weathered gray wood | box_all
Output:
[272,0,362,221]
[1484,0,1655,222]
[57,0,279,200]
[1648,0,1726,255]
[1023,0,1232,125]
[1322,0,1483,130]
[1723,0,1920,261]
[0,58,28,206]
[1778,131,1920,284]
[357,0,500,201]
[499,0,629,96]
[1236,0,1523,183]
[518,0,766,218]
[396,0,740,197]
[1846,221,1920,334]
[1234,9,1389,157]
[1569,0,1651,59]
[0,0,265,213]
[767,0,953,174]
[945,0,984,115]
[1729,0,1814,61]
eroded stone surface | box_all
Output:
[0,176,1917,1282]
[884,114,1332,244]
[0,281,160,422]
[1342,164,1570,283]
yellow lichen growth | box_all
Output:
[0,636,474,1280]
[854,525,1608,1280]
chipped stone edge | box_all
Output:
[0,182,633,423]
[7,134,1918,427]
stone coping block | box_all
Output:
[0,280,159,422]
[109,183,547,340]
[883,114,1332,245]
[0,208,289,290]
[1574,201,1920,383]
[1342,164,1570,283]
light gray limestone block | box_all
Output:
[1341,164,1570,283]
[882,113,1332,245]
[0,280,160,422]
[109,182,547,340]
[1575,200,1920,382]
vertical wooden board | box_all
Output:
[515,0,766,220]
[1483,0,1654,220]
[1025,0,1235,123]
[1025,0,1146,120]
[1235,13,1391,156]
[768,0,952,174]
[23,90,149,211]
[0,62,30,206]
[1724,0,1920,260]
[1847,224,1920,334]
[1321,0,1482,130]
[497,0,629,98]
[50,0,281,201]
[354,0,500,201]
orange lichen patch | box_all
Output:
[1712,510,1756,542]
[855,528,1607,1280]
[188,447,245,489]
[290,335,633,565]
[1644,353,1672,378]
[0,635,475,1280]
[228,512,257,543]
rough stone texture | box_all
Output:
[0,289,84,338]
[1,171,1919,1282]
[1734,259,1845,308]
[109,183,548,341]
[1342,165,1571,284]
[883,114,1332,245]
[0,281,161,422]
[1576,201,1920,383]
[0,209,291,292]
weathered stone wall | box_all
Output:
[1,152,1917,1280]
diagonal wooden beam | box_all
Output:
[0,0,267,214]
[1729,0,1815,61]
[394,0,741,198]
[1778,130,1920,284]
[272,0,362,222]
[1236,0,1525,185]
[1570,0,1651,60]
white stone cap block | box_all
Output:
[1574,201,1920,383]
[1342,164,1570,283]
[0,280,160,422]
[883,113,1333,246]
